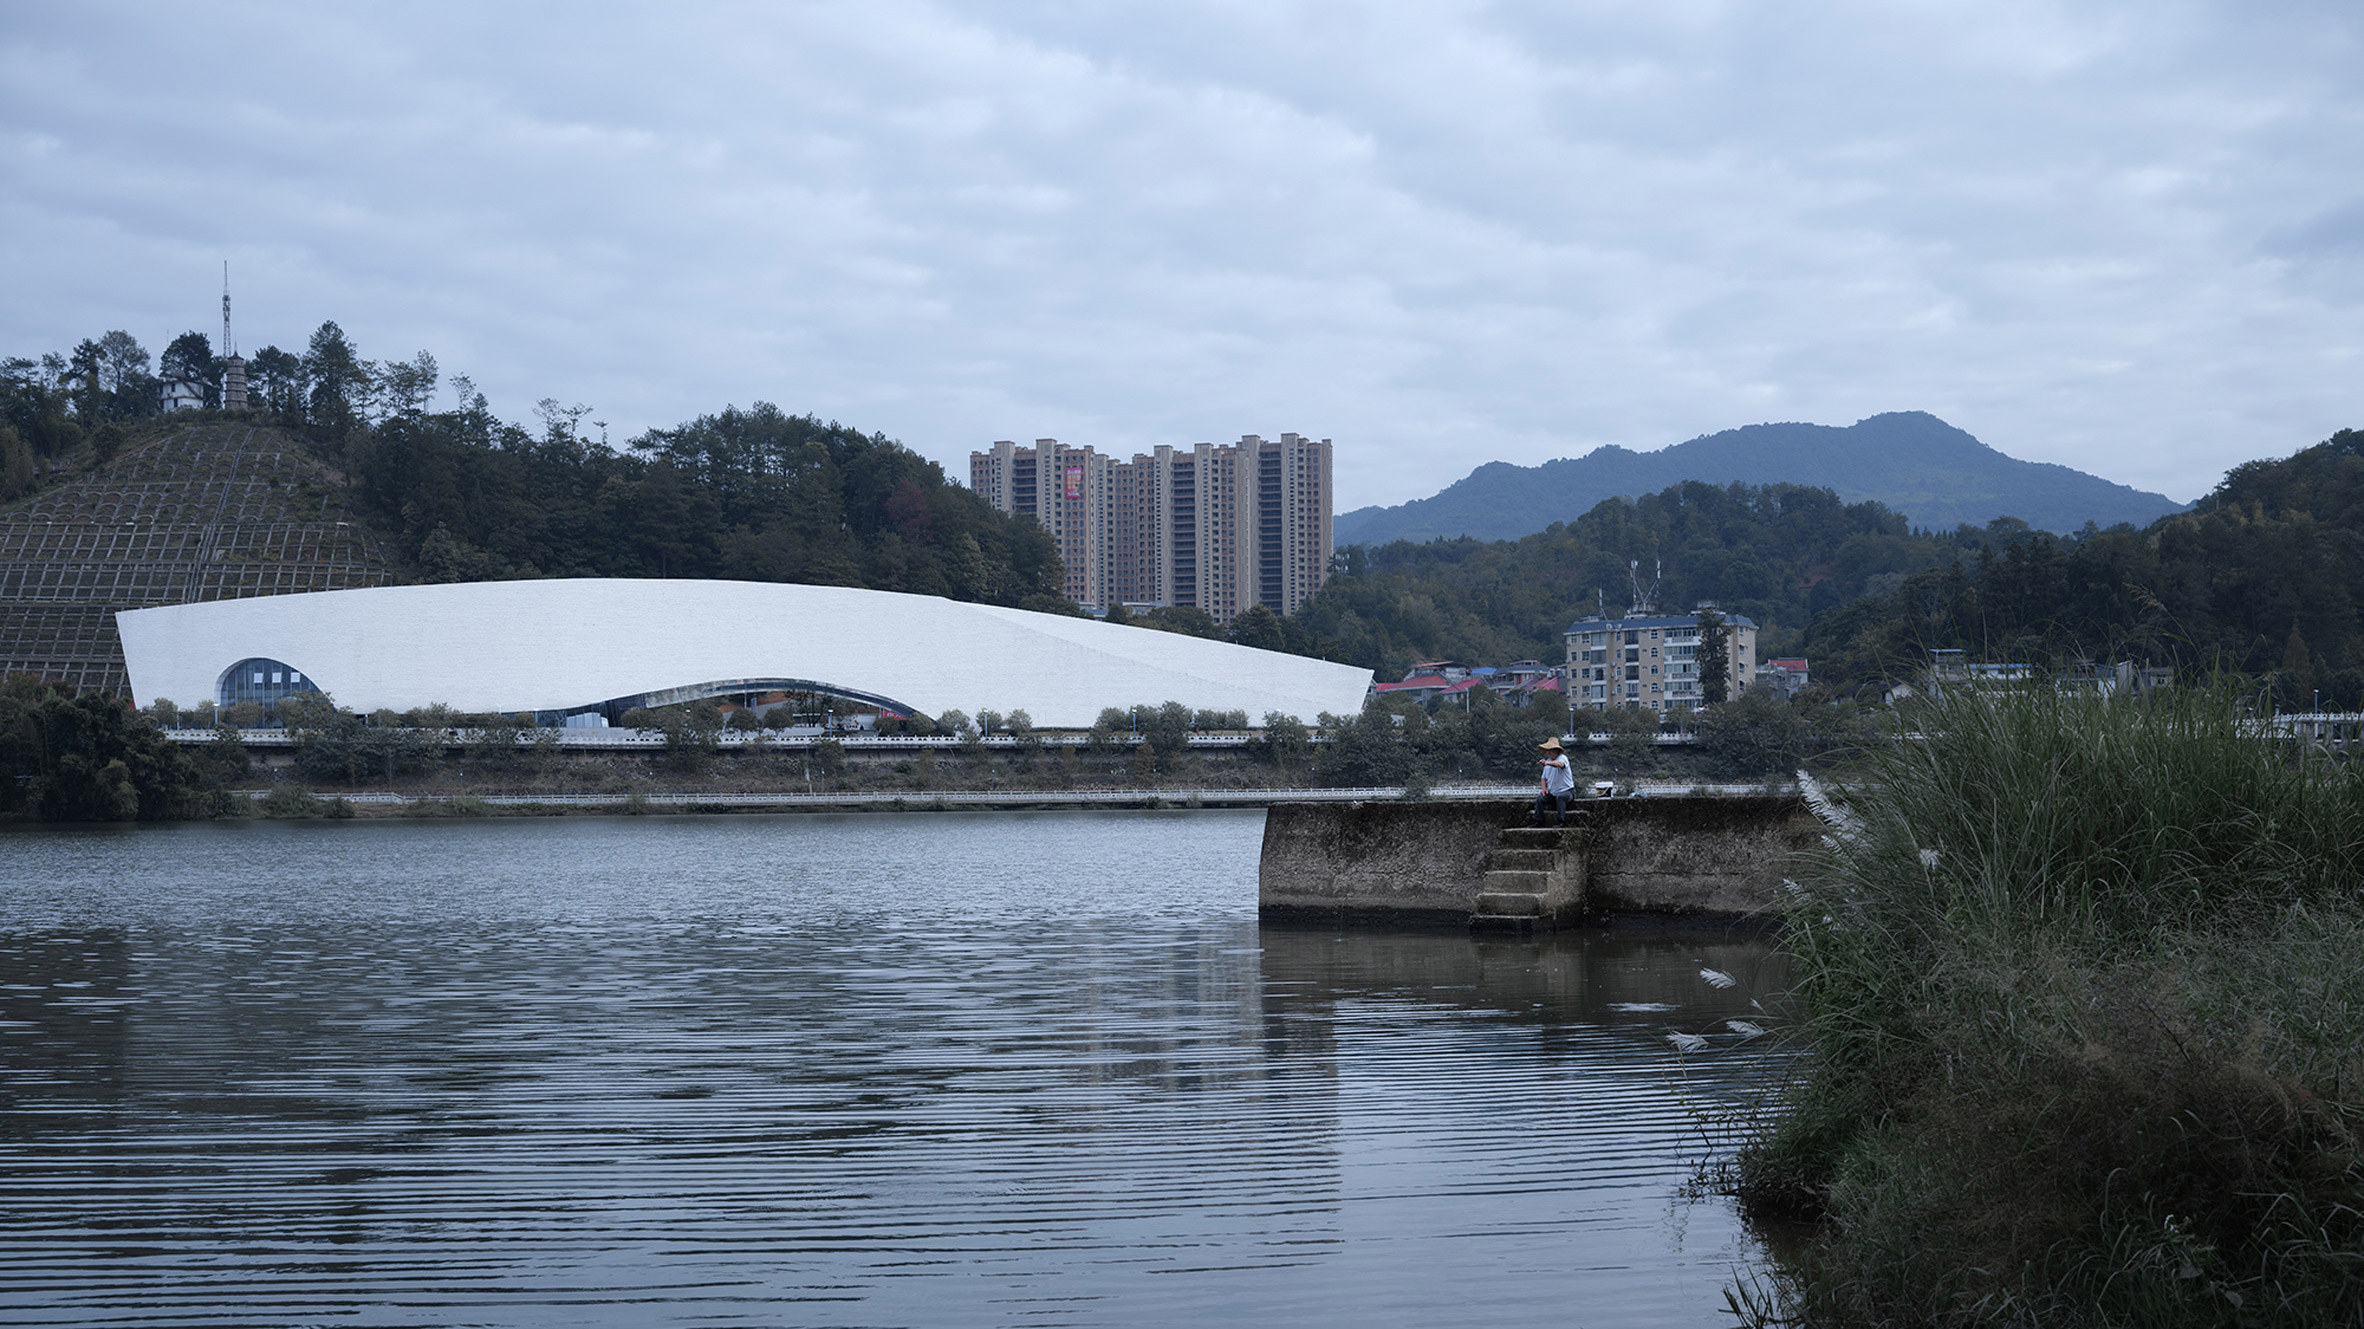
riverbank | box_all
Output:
[224,779,1787,819]
[1735,686,2364,1327]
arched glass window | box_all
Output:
[216,658,324,710]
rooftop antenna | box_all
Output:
[220,262,235,358]
[1627,557,1661,616]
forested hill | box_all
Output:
[1336,412,2187,545]
[1804,428,2364,707]
[2,319,1069,614]
[1294,481,1948,677]
[349,401,1065,606]
[1299,429,2364,710]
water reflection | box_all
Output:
[0,812,1782,1327]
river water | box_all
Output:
[0,809,1786,1328]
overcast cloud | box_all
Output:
[3,1,2358,508]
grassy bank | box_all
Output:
[1737,685,2364,1326]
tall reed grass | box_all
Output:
[1739,683,2364,1327]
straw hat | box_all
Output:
[1537,736,1564,753]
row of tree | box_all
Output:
[0,678,232,821]
[347,399,1067,605]
[5,319,1073,609]
[2,322,436,432]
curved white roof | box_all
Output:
[115,579,1372,728]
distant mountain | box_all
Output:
[1337,412,2187,545]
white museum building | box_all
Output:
[114,579,1373,729]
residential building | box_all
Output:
[970,434,1332,622]
[1563,605,1758,713]
[1761,657,1810,700]
[969,438,1112,609]
[1926,648,2033,691]
[162,376,207,412]
[1369,658,1570,710]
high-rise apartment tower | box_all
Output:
[970,434,1333,622]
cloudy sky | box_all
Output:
[4,2,2358,509]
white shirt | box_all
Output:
[1541,753,1574,795]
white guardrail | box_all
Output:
[165,727,1709,751]
[230,780,1790,809]
[170,728,1266,751]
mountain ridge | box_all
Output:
[1338,412,2187,545]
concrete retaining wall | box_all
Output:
[1258,795,1818,926]
[1259,801,1537,926]
[1583,796,1820,918]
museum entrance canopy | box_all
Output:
[116,579,1374,728]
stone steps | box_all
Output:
[1487,847,1557,872]
[1469,817,1588,933]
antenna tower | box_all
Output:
[1627,558,1662,616]
[219,261,249,412]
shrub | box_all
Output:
[812,738,846,776]
[258,783,327,818]
[1252,712,1311,769]
[1738,683,2364,1326]
[0,679,221,821]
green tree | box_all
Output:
[1311,700,1411,787]
[377,350,439,418]
[1142,701,1193,754]
[1088,706,1130,752]
[0,679,220,820]
[1137,606,1225,639]
[0,424,36,501]
[303,321,369,430]
[160,331,218,408]
[1599,705,1661,780]
[93,330,154,417]
[1227,604,1286,650]
[1254,712,1311,771]
[246,346,305,422]
[1695,606,1730,705]
[1696,688,1813,778]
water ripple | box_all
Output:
[0,811,1785,1328]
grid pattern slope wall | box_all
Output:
[0,424,395,695]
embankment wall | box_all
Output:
[1259,796,1818,927]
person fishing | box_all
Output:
[1533,736,1575,826]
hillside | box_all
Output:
[1292,480,1944,681]
[0,422,394,693]
[1803,427,2364,705]
[1337,412,2187,545]
[0,404,1066,698]
[1287,426,2363,706]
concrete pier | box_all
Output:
[1258,795,1818,928]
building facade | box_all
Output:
[116,579,1375,730]
[969,434,1332,622]
[1563,606,1758,713]
[1761,656,1810,701]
